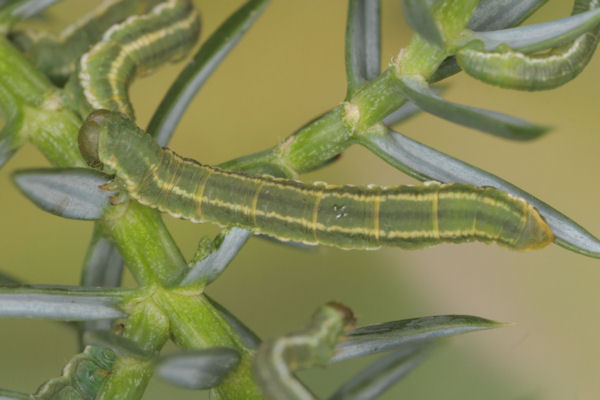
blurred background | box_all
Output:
[1,0,599,398]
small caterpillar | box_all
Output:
[33,345,116,400]
[252,302,355,400]
[456,0,600,91]
[78,110,554,251]
[10,0,165,85]
[64,0,200,119]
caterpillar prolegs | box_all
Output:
[64,0,200,119]
[79,110,554,251]
[457,0,600,91]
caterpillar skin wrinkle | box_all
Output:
[79,110,554,251]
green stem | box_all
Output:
[216,38,451,177]
[281,106,353,173]
[24,104,87,167]
[219,0,479,175]
[219,106,354,176]
[0,37,84,167]
[99,201,188,287]
[0,36,52,106]
[155,289,262,399]
[350,68,408,130]
[97,297,169,400]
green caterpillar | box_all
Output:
[78,110,554,251]
[252,302,355,400]
[33,345,116,400]
[10,0,165,85]
[456,0,600,91]
[64,0,200,119]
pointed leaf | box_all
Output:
[398,76,548,140]
[0,286,130,320]
[205,295,261,349]
[79,227,124,344]
[0,0,60,19]
[0,389,33,400]
[13,168,112,220]
[383,85,447,126]
[360,128,600,258]
[401,0,444,46]
[180,227,250,286]
[332,315,502,362]
[345,0,381,95]
[468,8,600,53]
[81,227,123,288]
[468,0,548,31]
[328,346,430,400]
[382,101,420,126]
[83,330,153,360]
[148,0,270,146]
[0,274,81,332]
[157,348,240,390]
[429,56,461,83]
[0,0,60,32]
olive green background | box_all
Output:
[1,1,599,399]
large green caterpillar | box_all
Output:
[252,302,355,400]
[10,0,165,85]
[78,110,554,251]
[456,0,600,91]
[64,0,200,119]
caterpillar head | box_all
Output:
[79,110,160,182]
[78,109,132,175]
[79,111,104,170]
[79,110,110,172]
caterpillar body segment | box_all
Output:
[10,0,165,85]
[65,0,200,119]
[575,0,600,14]
[34,346,116,400]
[253,302,355,400]
[79,110,554,251]
[457,32,599,91]
[457,0,600,91]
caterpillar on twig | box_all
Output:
[78,110,554,251]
